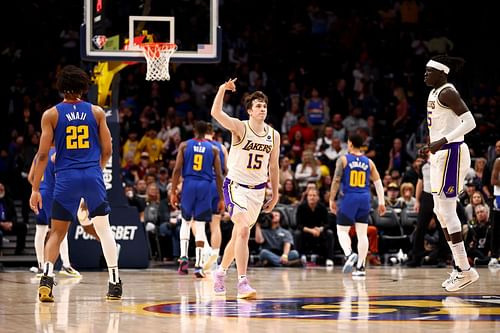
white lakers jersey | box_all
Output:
[226,121,275,185]
[427,83,464,143]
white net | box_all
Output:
[140,43,177,81]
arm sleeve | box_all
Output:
[444,111,476,143]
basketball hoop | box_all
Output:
[139,43,177,81]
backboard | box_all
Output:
[82,0,221,63]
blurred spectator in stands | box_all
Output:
[0,183,27,255]
[304,87,329,132]
[459,180,478,207]
[137,126,164,164]
[386,137,409,175]
[289,114,315,144]
[157,167,169,200]
[398,182,417,211]
[466,204,492,266]
[279,179,301,207]
[279,156,294,189]
[182,111,196,139]
[294,188,335,266]
[331,113,347,144]
[401,155,424,187]
[121,130,140,167]
[356,127,376,159]
[391,87,411,137]
[290,130,306,165]
[191,74,215,120]
[143,183,169,259]
[295,150,321,191]
[157,114,181,144]
[315,125,334,153]
[329,78,350,117]
[421,216,445,266]
[424,29,454,55]
[343,107,367,136]
[249,62,268,90]
[464,191,489,223]
[235,92,250,121]
[255,210,302,267]
[281,99,301,134]
[173,79,193,117]
[385,182,404,209]
[471,157,492,198]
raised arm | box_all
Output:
[93,105,112,170]
[211,78,245,138]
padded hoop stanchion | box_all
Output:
[139,43,177,81]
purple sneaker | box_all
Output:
[213,271,226,296]
[237,277,256,299]
[178,257,189,275]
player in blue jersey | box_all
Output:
[28,148,81,277]
[170,121,225,278]
[329,134,386,277]
[203,123,228,271]
[30,65,121,302]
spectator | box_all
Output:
[315,125,334,153]
[279,179,301,206]
[294,188,335,266]
[466,204,492,266]
[255,210,302,267]
[279,156,294,189]
[401,156,424,187]
[288,114,315,144]
[304,87,329,131]
[281,99,301,134]
[294,150,321,191]
[143,183,169,259]
[464,191,489,223]
[398,182,417,211]
[385,182,404,209]
[386,137,409,175]
[0,183,27,255]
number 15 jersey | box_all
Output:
[54,101,101,171]
[342,153,371,195]
[226,121,275,185]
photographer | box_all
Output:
[255,210,302,267]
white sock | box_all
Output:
[44,262,55,277]
[92,215,119,283]
[195,247,203,267]
[217,265,228,274]
[180,219,191,258]
[336,225,352,256]
[35,225,49,268]
[238,275,247,282]
[355,223,369,269]
[450,242,470,271]
[59,235,71,268]
[211,248,220,257]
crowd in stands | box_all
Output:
[1,0,499,268]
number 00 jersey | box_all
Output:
[342,153,371,195]
[54,101,101,171]
[226,121,275,185]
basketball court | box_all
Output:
[1,266,499,332]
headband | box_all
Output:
[426,60,450,74]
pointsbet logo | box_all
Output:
[74,225,138,240]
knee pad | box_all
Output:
[180,219,191,240]
[436,199,461,234]
[194,221,207,242]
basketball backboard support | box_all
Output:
[81,0,221,63]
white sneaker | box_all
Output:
[488,258,499,267]
[326,259,334,267]
[441,268,459,288]
[352,266,366,279]
[342,253,358,273]
[445,267,479,292]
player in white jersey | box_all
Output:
[424,55,479,291]
[211,79,280,299]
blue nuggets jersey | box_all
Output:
[209,140,225,179]
[39,147,56,193]
[182,139,214,182]
[342,154,371,194]
[53,101,101,171]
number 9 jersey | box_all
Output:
[54,101,101,171]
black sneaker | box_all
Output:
[39,275,55,302]
[106,279,122,300]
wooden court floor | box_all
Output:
[0,265,499,333]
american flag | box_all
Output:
[197,44,214,55]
